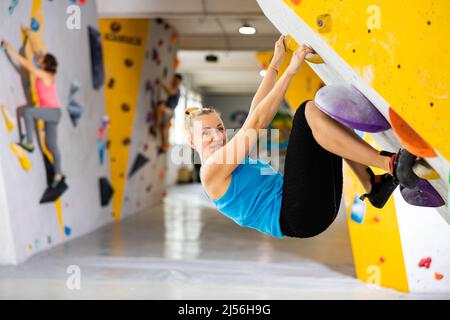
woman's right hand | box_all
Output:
[286,45,314,75]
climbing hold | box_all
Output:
[158,39,164,46]
[164,23,170,30]
[162,191,168,198]
[291,0,301,5]
[124,58,134,68]
[373,215,381,223]
[143,143,149,151]
[146,185,152,193]
[98,140,106,165]
[64,226,72,236]
[389,107,437,158]
[88,26,105,90]
[412,159,440,180]
[159,170,166,178]
[30,18,40,31]
[110,21,122,33]
[400,180,444,208]
[163,66,168,79]
[315,85,391,132]
[283,36,324,64]
[305,51,324,64]
[34,239,40,249]
[10,143,32,171]
[317,14,332,33]
[67,99,83,127]
[8,0,19,15]
[128,153,150,178]
[40,177,68,204]
[152,48,159,62]
[145,80,154,93]
[121,103,131,112]
[170,32,177,44]
[1,104,15,132]
[173,56,180,69]
[379,256,385,263]
[108,78,115,89]
[99,177,114,207]
[123,137,131,146]
[350,195,366,224]
[47,236,52,244]
[418,257,432,269]
[435,273,444,280]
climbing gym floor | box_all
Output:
[0,183,448,300]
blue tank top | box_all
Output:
[202,156,285,238]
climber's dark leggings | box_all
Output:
[279,100,343,238]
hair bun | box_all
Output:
[185,107,200,116]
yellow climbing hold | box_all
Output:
[412,159,440,180]
[283,34,324,64]
[10,143,32,171]
[1,104,15,133]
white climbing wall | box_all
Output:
[0,0,112,265]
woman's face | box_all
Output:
[189,113,227,162]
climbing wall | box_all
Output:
[99,18,179,221]
[0,0,112,265]
[257,0,450,293]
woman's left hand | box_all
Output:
[270,35,286,70]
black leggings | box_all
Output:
[279,100,343,238]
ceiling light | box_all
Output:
[239,24,256,35]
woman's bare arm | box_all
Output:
[249,35,285,115]
[202,46,312,183]
[2,40,48,79]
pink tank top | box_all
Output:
[35,77,61,108]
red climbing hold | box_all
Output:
[418,257,432,269]
[379,256,385,263]
[291,0,302,5]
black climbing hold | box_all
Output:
[108,78,115,89]
[40,177,68,204]
[110,21,122,33]
[123,137,131,146]
[99,177,114,207]
[88,26,105,90]
[121,103,131,112]
[128,153,150,178]
[124,58,134,68]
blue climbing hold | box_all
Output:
[31,18,40,31]
[350,195,366,224]
[64,226,72,236]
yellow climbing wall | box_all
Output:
[343,134,409,292]
[99,19,150,222]
[256,50,323,110]
[283,0,450,161]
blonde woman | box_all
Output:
[185,36,416,239]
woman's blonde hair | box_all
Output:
[184,106,220,137]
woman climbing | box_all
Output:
[2,29,64,188]
[185,36,419,239]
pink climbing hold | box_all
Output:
[418,257,432,269]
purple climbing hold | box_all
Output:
[314,85,391,132]
[400,179,445,208]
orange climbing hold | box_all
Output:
[435,273,444,280]
[389,107,437,158]
[373,215,381,223]
[291,0,302,5]
[379,256,385,263]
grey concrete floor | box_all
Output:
[0,183,448,299]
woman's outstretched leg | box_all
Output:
[304,100,390,172]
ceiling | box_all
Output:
[96,0,280,95]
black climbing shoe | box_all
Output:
[359,167,399,209]
[383,149,420,189]
[17,138,34,153]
